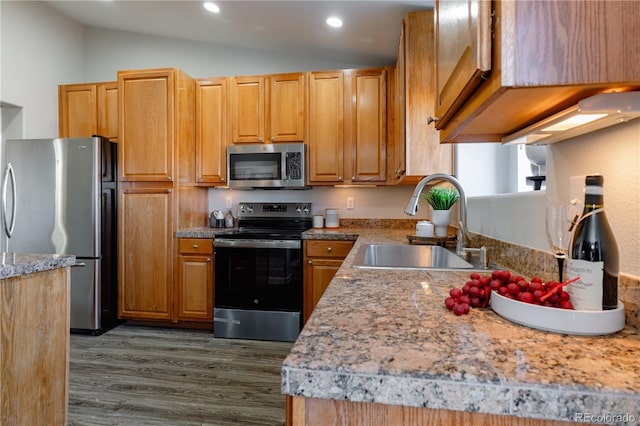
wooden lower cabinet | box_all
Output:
[177,238,213,322]
[118,186,174,321]
[303,240,354,324]
[287,396,580,426]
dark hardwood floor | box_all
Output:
[68,325,293,426]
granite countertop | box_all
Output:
[282,227,640,423]
[0,253,76,279]
[176,227,235,238]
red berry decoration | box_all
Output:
[444,271,578,315]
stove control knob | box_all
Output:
[296,205,302,213]
[303,205,310,214]
[246,205,253,213]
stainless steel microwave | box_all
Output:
[227,143,307,189]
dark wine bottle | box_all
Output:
[567,175,619,310]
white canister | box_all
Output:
[325,209,340,228]
[416,221,434,237]
[313,215,324,229]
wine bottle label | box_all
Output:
[566,259,604,311]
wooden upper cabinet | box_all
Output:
[346,68,388,183]
[269,73,306,142]
[230,76,265,143]
[230,72,306,144]
[118,69,174,181]
[401,10,454,182]
[435,0,640,143]
[195,78,228,185]
[58,83,98,138]
[308,71,345,184]
[97,82,118,141]
[59,82,118,141]
[434,0,492,130]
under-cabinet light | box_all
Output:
[502,92,640,145]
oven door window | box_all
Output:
[215,246,302,311]
[228,153,282,180]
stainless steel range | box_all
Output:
[213,202,312,342]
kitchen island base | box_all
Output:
[1,266,70,425]
[287,396,590,426]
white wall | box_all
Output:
[82,27,367,82]
[0,0,84,138]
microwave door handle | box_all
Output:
[2,162,17,239]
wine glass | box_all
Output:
[545,204,573,282]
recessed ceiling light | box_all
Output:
[326,16,343,28]
[203,2,220,13]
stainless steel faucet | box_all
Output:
[404,173,469,257]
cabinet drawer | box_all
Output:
[179,238,213,255]
[305,240,354,259]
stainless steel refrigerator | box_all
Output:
[2,136,120,334]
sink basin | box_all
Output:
[352,244,474,270]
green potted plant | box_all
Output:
[421,187,460,237]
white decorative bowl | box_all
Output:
[490,291,625,335]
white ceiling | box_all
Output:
[44,0,435,66]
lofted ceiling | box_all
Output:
[43,0,435,66]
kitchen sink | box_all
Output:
[352,244,474,270]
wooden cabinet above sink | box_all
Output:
[434,0,640,143]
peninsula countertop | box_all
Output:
[0,252,76,279]
[282,227,640,423]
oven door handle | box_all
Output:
[214,239,301,249]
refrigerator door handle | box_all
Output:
[71,262,86,268]
[2,163,16,239]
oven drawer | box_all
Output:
[179,238,213,255]
[304,240,354,259]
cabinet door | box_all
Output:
[118,187,174,320]
[269,73,306,142]
[403,11,454,181]
[195,78,228,184]
[434,0,492,129]
[308,71,344,184]
[97,82,118,141]
[348,69,387,183]
[177,254,213,321]
[58,83,97,138]
[303,258,343,324]
[119,69,174,181]
[230,76,265,143]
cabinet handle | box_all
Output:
[258,137,263,142]
[221,177,225,182]
[271,136,275,142]
[192,244,198,249]
[427,116,439,125]
[327,247,333,252]
[207,258,211,262]
[338,176,342,181]
[167,175,172,181]
[167,189,172,193]
[308,260,313,265]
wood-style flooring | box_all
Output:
[68,325,293,426]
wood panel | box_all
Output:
[97,82,118,141]
[195,78,228,184]
[434,0,492,129]
[177,254,213,321]
[308,71,345,183]
[403,11,454,181]
[118,187,173,320]
[290,396,588,426]
[269,73,306,142]
[230,76,265,143]
[58,83,97,138]
[349,69,387,183]
[1,268,70,426]
[118,69,174,181]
